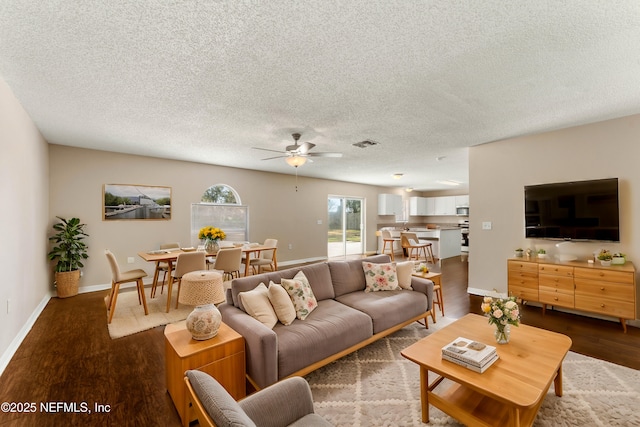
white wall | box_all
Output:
[0,78,50,372]
[469,114,640,320]
[49,145,387,290]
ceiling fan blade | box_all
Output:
[307,152,343,158]
[261,155,289,160]
[298,142,316,154]
[252,147,287,154]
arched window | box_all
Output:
[191,184,247,246]
[201,184,241,204]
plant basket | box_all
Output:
[55,270,80,298]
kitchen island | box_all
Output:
[378,227,462,261]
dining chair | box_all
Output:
[249,238,278,274]
[381,230,400,261]
[401,232,435,263]
[151,242,180,298]
[212,247,243,281]
[104,250,149,324]
[167,251,206,312]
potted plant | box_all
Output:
[597,249,612,266]
[47,216,89,298]
[514,248,524,257]
[612,252,626,265]
[537,248,547,259]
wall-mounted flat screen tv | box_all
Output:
[524,178,619,242]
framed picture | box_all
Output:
[103,184,172,221]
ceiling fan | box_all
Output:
[253,133,343,167]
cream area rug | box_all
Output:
[105,287,191,339]
[306,316,640,426]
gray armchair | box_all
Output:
[185,370,332,427]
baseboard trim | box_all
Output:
[0,293,52,377]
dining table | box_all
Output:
[137,244,278,306]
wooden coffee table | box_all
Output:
[401,314,572,426]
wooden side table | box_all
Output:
[412,271,444,323]
[165,321,246,426]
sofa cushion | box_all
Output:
[230,263,334,308]
[362,261,400,292]
[329,254,391,297]
[336,290,428,334]
[274,299,373,379]
[281,271,318,320]
[239,283,278,329]
[268,281,296,326]
[395,261,414,290]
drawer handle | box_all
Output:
[554,297,559,301]
[600,287,605,291]
[600,303,605,308]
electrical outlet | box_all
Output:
[127,257,135,264]
[317,219,323,225]
[482,221,492,230]
[288,244,293,250]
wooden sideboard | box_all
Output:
[508,258,636,332]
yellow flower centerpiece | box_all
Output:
[199,226,226,253]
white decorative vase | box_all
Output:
[185,304,222,340]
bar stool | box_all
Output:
[401,232,435,263]
[381,230,400,260]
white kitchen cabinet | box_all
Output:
[434,196,456,215]
[409,197,433,216]
[378,194,403,215]
[455,195,469,207]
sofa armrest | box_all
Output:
[219,303,278,389]
[239,377,315,425]
[410,277,434,310]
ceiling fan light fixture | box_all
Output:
[286,156,307,167]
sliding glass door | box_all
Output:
[328,196,364,258]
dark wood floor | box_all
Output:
[1,256,638,426]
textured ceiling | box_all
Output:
[2,1,640,191]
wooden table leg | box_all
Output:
[151,261,161,298]
[554,364,563,397]
[243,252,252,276]
[420,366,429,423]
[165,261,174,313]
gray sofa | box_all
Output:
[219,254,434,390]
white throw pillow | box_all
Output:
[395,261,414,289]
[280,270,318,320]
[239,283,278,329]
[267,281,296,325]
[362,262,400,292]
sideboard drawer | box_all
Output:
[508,260,538,275]
[539,274,574,292]
[539,290,574,308]
[509,285,538,301]
[574,267,634,284]
[574,279,635,301]
[539,264,574,277]
[574,295,635,318]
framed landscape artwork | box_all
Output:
[103,184,172,221]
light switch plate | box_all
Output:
[482,221,492,230]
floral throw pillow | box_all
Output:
[362,262,400,292]
[280,270,318,320]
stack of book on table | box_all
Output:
[441,337,499,373]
